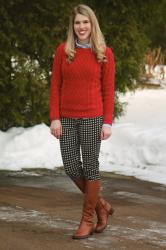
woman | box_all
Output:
[50,4,115,239]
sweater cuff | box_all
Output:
[50,114,60,121]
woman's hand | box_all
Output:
[50,120,62,139]
[100,125,112,140]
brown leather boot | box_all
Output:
[72,180,100,239]
[95,197,114,233]
[73,178,114,233]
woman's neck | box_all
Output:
[77,39,90,45]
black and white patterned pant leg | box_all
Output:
[59,118,83,180]
[79,117,103,181]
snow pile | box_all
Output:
[100,123,166,184]
[0,124,62,170]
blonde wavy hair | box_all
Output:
[65,4,107,63]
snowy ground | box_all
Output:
[0,88,166,186]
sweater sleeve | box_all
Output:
[101,47,115,124]
[49,43,64,121]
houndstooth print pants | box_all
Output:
[59,116,103,181]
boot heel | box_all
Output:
[109,207,115,215]
[90,230,94,235]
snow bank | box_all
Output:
[0,124,62,170]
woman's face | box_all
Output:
[74,13,91,44]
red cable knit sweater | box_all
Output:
[50,43,115,124]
